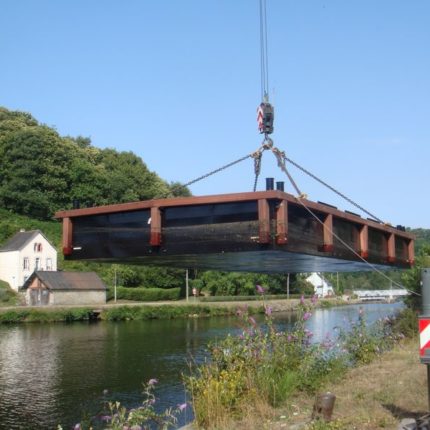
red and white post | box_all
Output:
[420,268,430,411]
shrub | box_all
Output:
[107,287,181,302]
[185,299,345,427]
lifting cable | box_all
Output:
[259,0,270,102]
[181,1,412,293]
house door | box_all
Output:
[40,289,49,305]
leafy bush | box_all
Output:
[186,299,347,427]
[0,280,21,306]
[107,287,181,302]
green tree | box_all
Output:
[402,245,430,310]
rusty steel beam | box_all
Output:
[54,191,415,273]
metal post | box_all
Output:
[420,268,430,411]
[186,269,189,302]
[114,268,117,303]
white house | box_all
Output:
[306,272,335,298]
[0,230,57,291]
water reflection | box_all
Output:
[0,302,403,429]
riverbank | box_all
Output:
[183,336,425,430]
[0,296,350,324]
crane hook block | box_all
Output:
[257,102,274,135]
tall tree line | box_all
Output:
[0,107,189,219]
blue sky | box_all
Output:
[1,1,429,228]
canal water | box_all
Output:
[0,302,403,429]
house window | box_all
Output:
[34,243,43,252]
[46,258,52,271]
[35,258,40,271]
[23,257,30,270]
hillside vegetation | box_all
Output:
[0,107,189,220]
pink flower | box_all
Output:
[265,305,272,316]
[178,403,187,411]
[256,284,265,295]
[148,378,158,385]
[287,334,292,342]
[74,425,81,430]
[311,295,318,304]
[303,312,312,321]
[304,328,313,338]
[300,295,305,305]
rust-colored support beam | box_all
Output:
[258,199,271,244]
[276,199,288,245]
[387,233,396,263]
[150,207,162,246]
[408,239,415,265]
[62,217,73,256]
[359,225,369,259]
[320,214,334,252]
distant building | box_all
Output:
[353,289,409,301]
[22,271,107,306]
[306,272,335,298]
[0,230,57,291]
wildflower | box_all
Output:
[303,312,312,321]
[287,334,292,342]
[73,425,81,430]
[304,328,313,338]
[100,415,111,422]
[300,295,305,305]
[311,294,318,304]
[148,378,158,385]
[178,403,187,411]
[249,316,257,326]
[265,305,272,316]
[255,284,265,295]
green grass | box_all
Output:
[101,304,237,321]
[0,307,94,323]
[0,280,21,306]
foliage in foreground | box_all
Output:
[186,297,345,428]
[60,379,186,430]
[185,294,410,428]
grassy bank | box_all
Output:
[0,303,252,324]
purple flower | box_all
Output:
[178,403,187,411]
[287,334,292,342]
[148,378,158,385]
[255,284,265,295]
[300,295,305,305]
[304,328,313,338]
[265,305,272,316]
[303,312,312,321]
[74,424,81,430]
[100,415,111,422]
[311,295,318,304]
